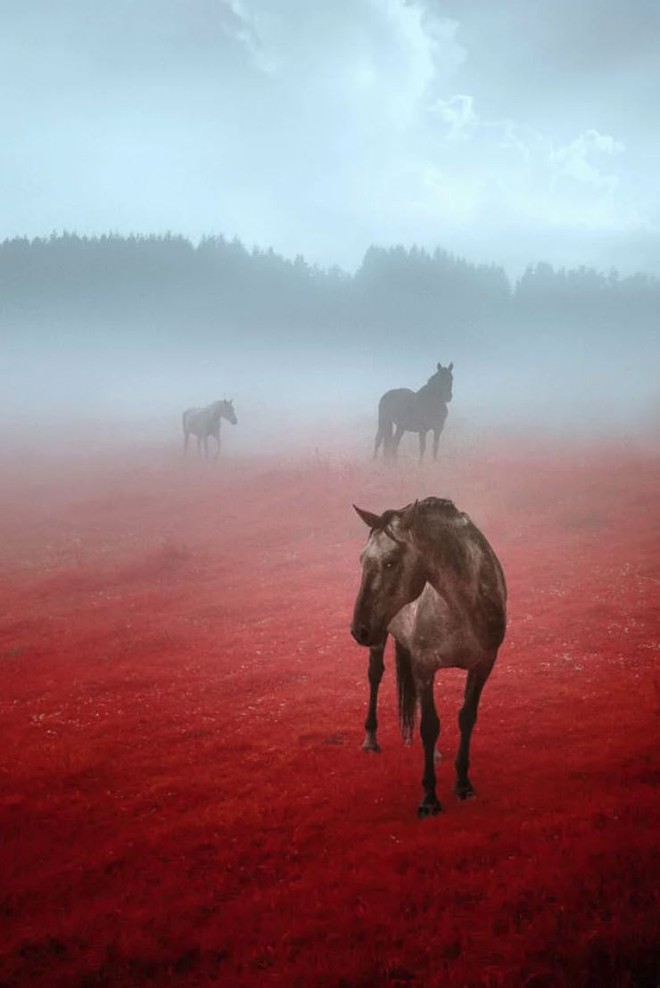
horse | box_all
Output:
[182,399,237,458]
[351,496,507,818]
[374,362,453,461]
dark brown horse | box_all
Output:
[182,399,237,458]
[351,497,506,818]
[374,362,453,461]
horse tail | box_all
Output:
[395,641,417,741]
[182,410,192,455]
[375,395,394,456]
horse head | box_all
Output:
[427,362,453,402]
[350,502,428,647]
[221,399,237,425]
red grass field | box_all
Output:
[0,440,658,987]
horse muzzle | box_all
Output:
[350,622,386,648]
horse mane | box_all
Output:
[414,496,458,517]
[408,498,475,580]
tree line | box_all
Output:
[1,232,658,351]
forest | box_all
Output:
[1,233,658,354]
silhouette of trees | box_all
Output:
[1,233,657,352]
[512,261,660,345]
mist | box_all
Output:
[1,234,658,457]
[2,1,659,452]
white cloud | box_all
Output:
[430,94,477,140]
[551,128,624,192]
[219,1,281,74]
[417,93,635,233]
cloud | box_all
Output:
[421,92,636,233]
[430,94,477,140]
[551,129,624,192]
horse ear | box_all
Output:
[448,362,454,371]
[353,505,383,530]
[437,362,442,370]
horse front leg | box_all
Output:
[432,429,441,460]
[214,432,221,459]
[363,641,386,752]
[418,679,441,818]
[454,664,491,799]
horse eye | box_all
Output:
[384,559,397,570]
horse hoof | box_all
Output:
[362,733,381,753]
[418,801,442,819]
[362,740,381,753]
[454,784,477,800]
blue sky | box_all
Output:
[1,0,659,277]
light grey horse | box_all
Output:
[182,399,237,458]
[374,362,453,461]
[351,496,507,818]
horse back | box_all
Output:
[378,388,415,420]
[379,388,447,431]
[379,387,415,406]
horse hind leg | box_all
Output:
[432,428,442,460]
[373,427,383,460]
[390,424,405,460]
[418,431,427,461]
[454,664,491,799]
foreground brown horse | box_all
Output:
[374,362,453,461]
[351,497,507,818]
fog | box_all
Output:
[1,1,659,452]
[2,288,657,456]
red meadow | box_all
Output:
[0,441,657,987]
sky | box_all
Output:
[1,0,659,278]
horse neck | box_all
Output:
[203,404,221,426]
[414,510,474,593]
[417,382,447,404]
